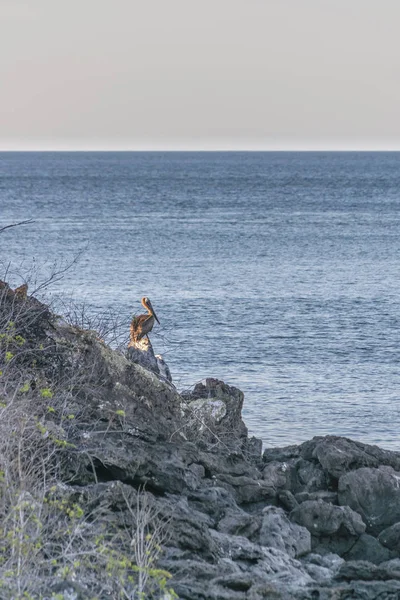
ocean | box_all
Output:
[1,151,400,449]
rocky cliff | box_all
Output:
[1,282,400,599]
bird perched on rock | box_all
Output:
[129,297,160,345]
[0,281,28,299]
[14,283,28,299]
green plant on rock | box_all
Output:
[0,321,26,353]
[5,351,13,363]
[0,279,176,599]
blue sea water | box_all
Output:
[1,151,400,449]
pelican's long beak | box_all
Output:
[148,300,160,324]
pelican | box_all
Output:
[130,297,160,343]
[14,283,28,299]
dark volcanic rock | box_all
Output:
[380,558,400,579]
[302,552,344,584]
[126,336,160,376]
[378,522,400,552]
[214,473,276,505]
[263,444,301,464]
[310,436,400,479]
[160,498,218,560]
[336,560,384,581]
[188,487,240,523]
[290,499,365,538]
[4,287,400,599]
[295,459,329,493]
[127,336,173,383]
[262,456,330,496]
[259,506,311,558]
[265,435,400,482]
[338,466,400,535]
[295,491,338,505]
[195,447,261,479]
[217,508,262,539]
[343,533,393,564]
[277,490,298,511]
[335,557,400,582]
[182,378,248,442]
[290,499,365,556]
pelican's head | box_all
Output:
[141,297,160,323]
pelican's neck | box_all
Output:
[142,298,153,315]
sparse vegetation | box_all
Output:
[0,220,176,599]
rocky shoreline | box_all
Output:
[1,284,400,599]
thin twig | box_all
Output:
[0,219,34,234]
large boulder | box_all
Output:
[217,508,262,540]
[302,552,344,580]
[188,487,240,523]
[127,337,173,383]
[264,436,400,481]
[290,500,365,538]
[308,436,400,479]
[262,456,330,496]
[290,499,365,556]
[338,466,400,535]
[182,379,248,444]
[209,531,314,587]
[378,523,400,552]
[343,534,393,564]
[126,336,161,376]
[259,506,311,558]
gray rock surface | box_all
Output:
[378,522,400,551]
[126,335,161,376]
[380,558,400,579]
[343,533,393,564]
[290,499,366,538]
[3,287,400,599]
[182,378,249,444]
[127,339,173,382]
[338,466,400,535]
[259,506,311,557]
[336,560,385,581]
[217,508,262,539]
[311,435,400,479]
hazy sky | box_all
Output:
[1,0,400,150]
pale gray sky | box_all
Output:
[1,0,400,150]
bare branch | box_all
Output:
[31,245,87,295]
[0,219,34,234]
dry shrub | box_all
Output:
[0,283,175,600]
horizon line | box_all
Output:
[2,139,400,152]
[2,148,400,153]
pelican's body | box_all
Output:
[14,283,28,299]
[129,297,160,344]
